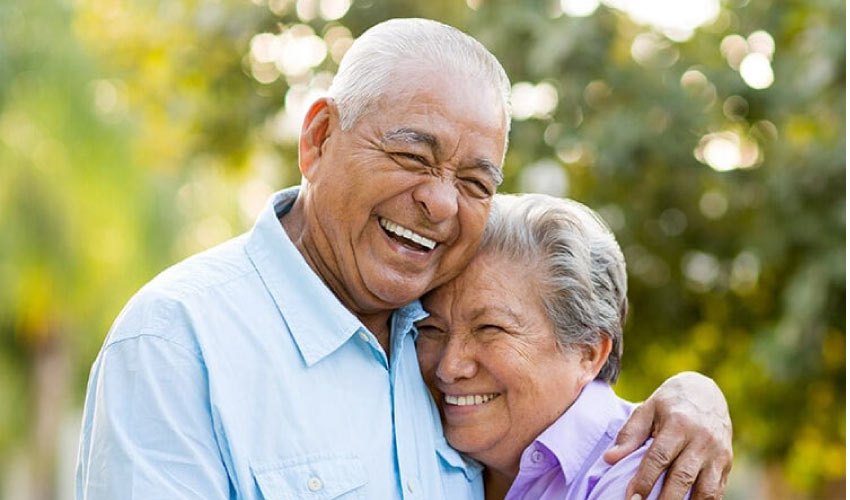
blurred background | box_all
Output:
[0,0,845,498]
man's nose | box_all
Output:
[413,177,459,223]
[435,335,476,384]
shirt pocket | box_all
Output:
[252,454,368,500]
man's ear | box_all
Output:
[298,97,338,181]
[578,335,613,385]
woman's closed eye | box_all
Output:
[476,324,508,335]
[417,324,446,338]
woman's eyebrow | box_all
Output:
[468,305,520,325]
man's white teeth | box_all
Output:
[444,393,500,406]
[379,218,437,250]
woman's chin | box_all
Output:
[444,428,499,459]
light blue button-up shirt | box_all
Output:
[76,187,483,500]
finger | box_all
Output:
[604,401,656,465]
[656,452,703,500]
[625,432,686,499]
[690,464,725,500]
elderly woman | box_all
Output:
[416,193,680,500]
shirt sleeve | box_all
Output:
[76,334,231,500]
[586,441,690,500]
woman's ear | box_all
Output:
[579,335,613,385]
[298,97,339,181]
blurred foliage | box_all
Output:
[0,0,844,498]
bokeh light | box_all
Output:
[517,159,569,197]
[720,34,749,69]
[739,52,775,89]
[747,30,776,58]
[560,0,600,17]
[511,81,559,120]
[682,251,720,292]
[604,0,720,41]
[318,0,350,21]
[694,131,761,171]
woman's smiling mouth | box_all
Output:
[444,393,501,406]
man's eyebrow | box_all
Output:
[383,127,503,186]
[381,127,437,147]
[474,158,504,187]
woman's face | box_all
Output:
[416,250,598,474]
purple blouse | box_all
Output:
[505,380,674,500]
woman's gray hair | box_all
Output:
[328,18,512,154]
[480,193,628,383]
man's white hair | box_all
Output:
[328,18,512,152]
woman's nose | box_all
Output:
[435,336,476,383]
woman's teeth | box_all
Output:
[444,393,500,406]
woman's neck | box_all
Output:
[484,467,514,500]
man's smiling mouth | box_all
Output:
[379,217,437,251]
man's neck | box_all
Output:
[280,200,394,353]
[356,312,392,353]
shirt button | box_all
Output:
[531,450,544,463]
[307,476,323,492]
[358,331,370,342]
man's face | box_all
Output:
[304,67,507,314]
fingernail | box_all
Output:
[630,495,642,500]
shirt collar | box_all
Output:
[530,380,622,485]
[436,437,485,482]
[245,187,365,367]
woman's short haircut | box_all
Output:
[480,193,628,383]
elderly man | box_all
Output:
[76,18,732,500]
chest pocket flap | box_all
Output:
[252,454,367,500]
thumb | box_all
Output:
[604,400,655,464]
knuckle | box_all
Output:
[669,464,699,486]
[667,409,696,430]
[696,489,723,500]
[647,445,675,466]
[632,476,655,494]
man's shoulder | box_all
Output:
[151,233,255,296]
[105,233,256,348]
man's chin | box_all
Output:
[366,276,434,307]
